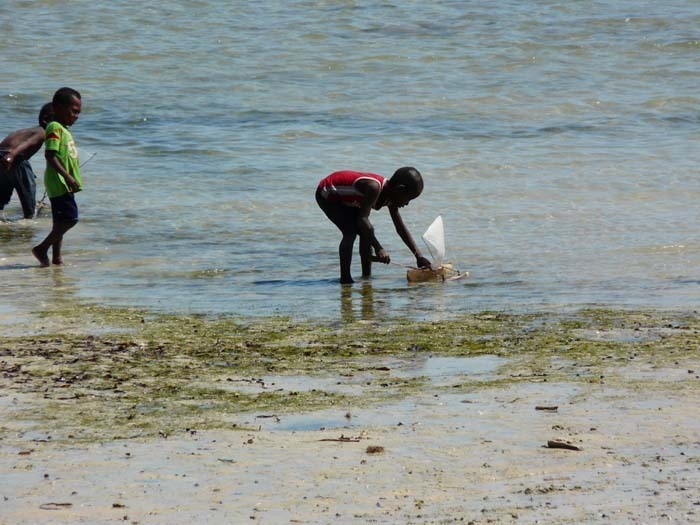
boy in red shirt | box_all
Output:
[316,167,431,284]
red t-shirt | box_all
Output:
[317,170,385,207]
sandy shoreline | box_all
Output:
[1,308,699,524]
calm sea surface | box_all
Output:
[2,1,699,323]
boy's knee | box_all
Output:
[55,218,78,229]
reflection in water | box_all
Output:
[0,221,35,248]
[0,264,80,334]
[48,267,79,306]
[340,281,375,322]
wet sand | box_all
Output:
[1,309,699,524]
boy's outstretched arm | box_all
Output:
[389,206,432,268]
[45,150,79,192]
[355,179,389,262]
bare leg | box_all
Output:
[316,192,359,285]
[52,236,64,265]
[31,246,50,267]
[339,232,356,284]
[359,234,372,278]
[32,220,76,267]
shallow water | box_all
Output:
[1,1,699,322]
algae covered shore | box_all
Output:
[1,304,699,523]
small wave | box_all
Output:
[653,39,700,51]
[652,114,700,125]
[254,277,337,287]
[190,268,230,279]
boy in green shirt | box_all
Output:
[32,87,83,267]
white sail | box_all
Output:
[422,215,445,269]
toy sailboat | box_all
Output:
[406,215,467,283]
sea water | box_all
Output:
[1,1,699,322]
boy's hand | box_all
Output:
[374,249,391,264]
[65,176,80,192]
[416,255,432,269]
[1,152,13,170]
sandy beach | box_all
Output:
[1,306,699,524]
[2,380,699,524]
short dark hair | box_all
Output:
[53,87,81,107]
[38,102,54,127]
[390,166,423,196]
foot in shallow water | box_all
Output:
[31,247,50,267]
[52,257,63,266]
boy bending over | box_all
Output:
[316,167,431,284]
[0,103,54,219]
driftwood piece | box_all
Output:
[319,435,361,443]
[39,503,73,510]
[546,440,582,451]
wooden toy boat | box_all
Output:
[406,262,467,283]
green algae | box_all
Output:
[1,303,698,443]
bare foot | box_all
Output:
[52,257,63,266]
[32,247,50,267]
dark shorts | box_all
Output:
[0,157,37,218]
[50,193,79,223]
[316,188,359,235]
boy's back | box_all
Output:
[1,104,54,219]
[0,126,46,163]
[0,125,46,219]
